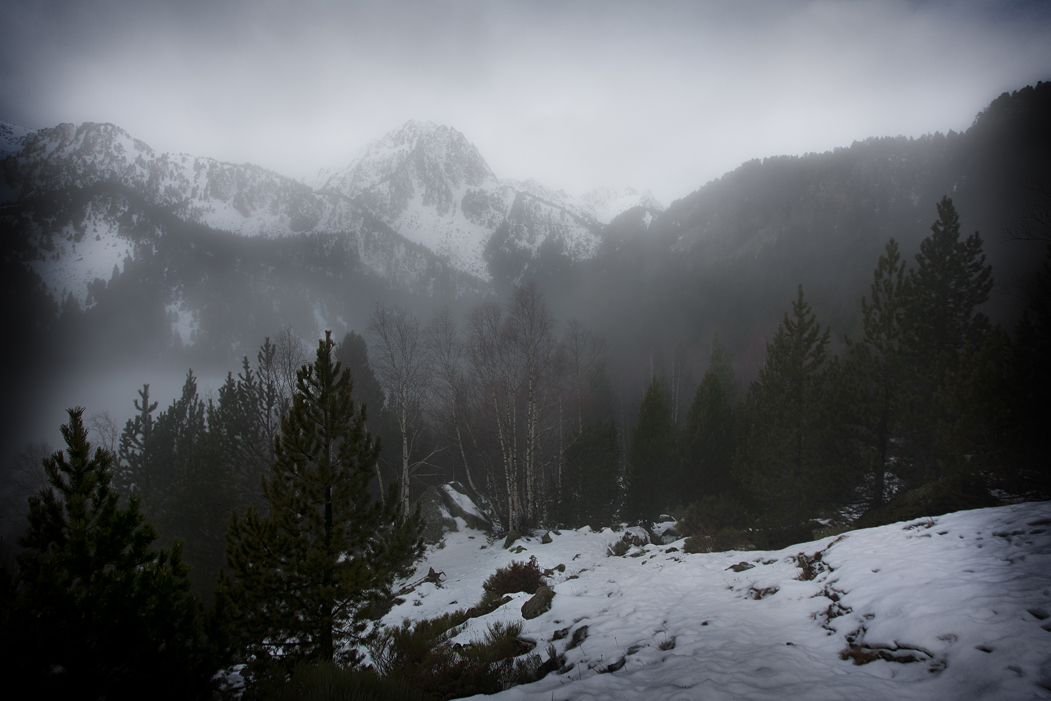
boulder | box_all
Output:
[416,482,494,545]
[439,482,493,532]
[622,526,650,547]
[521,586,555,620]
[416,487,457,544]
[658,525,681,544]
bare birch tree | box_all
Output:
[462,282,560,530]
[560,320,606,435]
[555,320,606,503]
[427,308,485,500]
[88,411,120,456]
[466,300,521,530]
[368,302,435,517]
[274,324,307,417]
[507,281,557,525]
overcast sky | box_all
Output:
[1,0,1049,204]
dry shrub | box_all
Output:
[482,556,545,597]
[685,526,751,553]
[683,525,715,553]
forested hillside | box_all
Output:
[538,83,1051,396]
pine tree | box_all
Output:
[734,286,833,532]
[209,342,283,511]
[116,372,208,530]
[681,334,736,505]
[845,239,911,507]
[335,330,392,499]
[221,332,422,677]
[625,376,677,523]
[162,370,233,595]
[902,197,994,479]
[559,421,619,528]
[937,325,1012,506]
[1011,245,1051,496]
[114,383,157,496]
[908,197,994,359]
[9,409,214,699]
[133,371,211,575]
[335,331,387,437]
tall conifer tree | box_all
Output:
[10,409,213,699]
[735,286,833,532]
[559,420,619,528]
[221,332,421,675]
[114,383,157,496]
[625,376,677,522]
[903,197,994,478]
[846,239,911,507]
[681,334,736,505]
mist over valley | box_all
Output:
[2,2,1050,698]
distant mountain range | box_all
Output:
[1,82,1047,387]
[0,118,661,303]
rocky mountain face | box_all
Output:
[313,120,648,279]
[0,122,30,157]
[0,117,662,371]
[2,120,657,304]
[0,122,488,305]
[2,121,406,240]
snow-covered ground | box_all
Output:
[385,502,1051,700]
[29,215,131,304]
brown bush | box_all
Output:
[482,556,545,597]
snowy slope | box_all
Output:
[7,122,330,237]
[314,121,607,279]
[385,502,1051,700]
[26,194,135,304]
[0,120,32,157]
[2,121,474,305]
[5,119,657,298]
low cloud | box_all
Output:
[1,0,1049,202]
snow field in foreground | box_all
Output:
[383,502,1051,700]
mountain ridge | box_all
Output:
[312,119,661,278]
[1,118,659,292]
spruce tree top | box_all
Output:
[20,408,157,591]
[759,285,831,399]
[909,196,994,359]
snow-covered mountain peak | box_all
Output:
[6,117,657,290]
[580,185,664,224]
[21,122,157,175]
[315,120,497,196]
